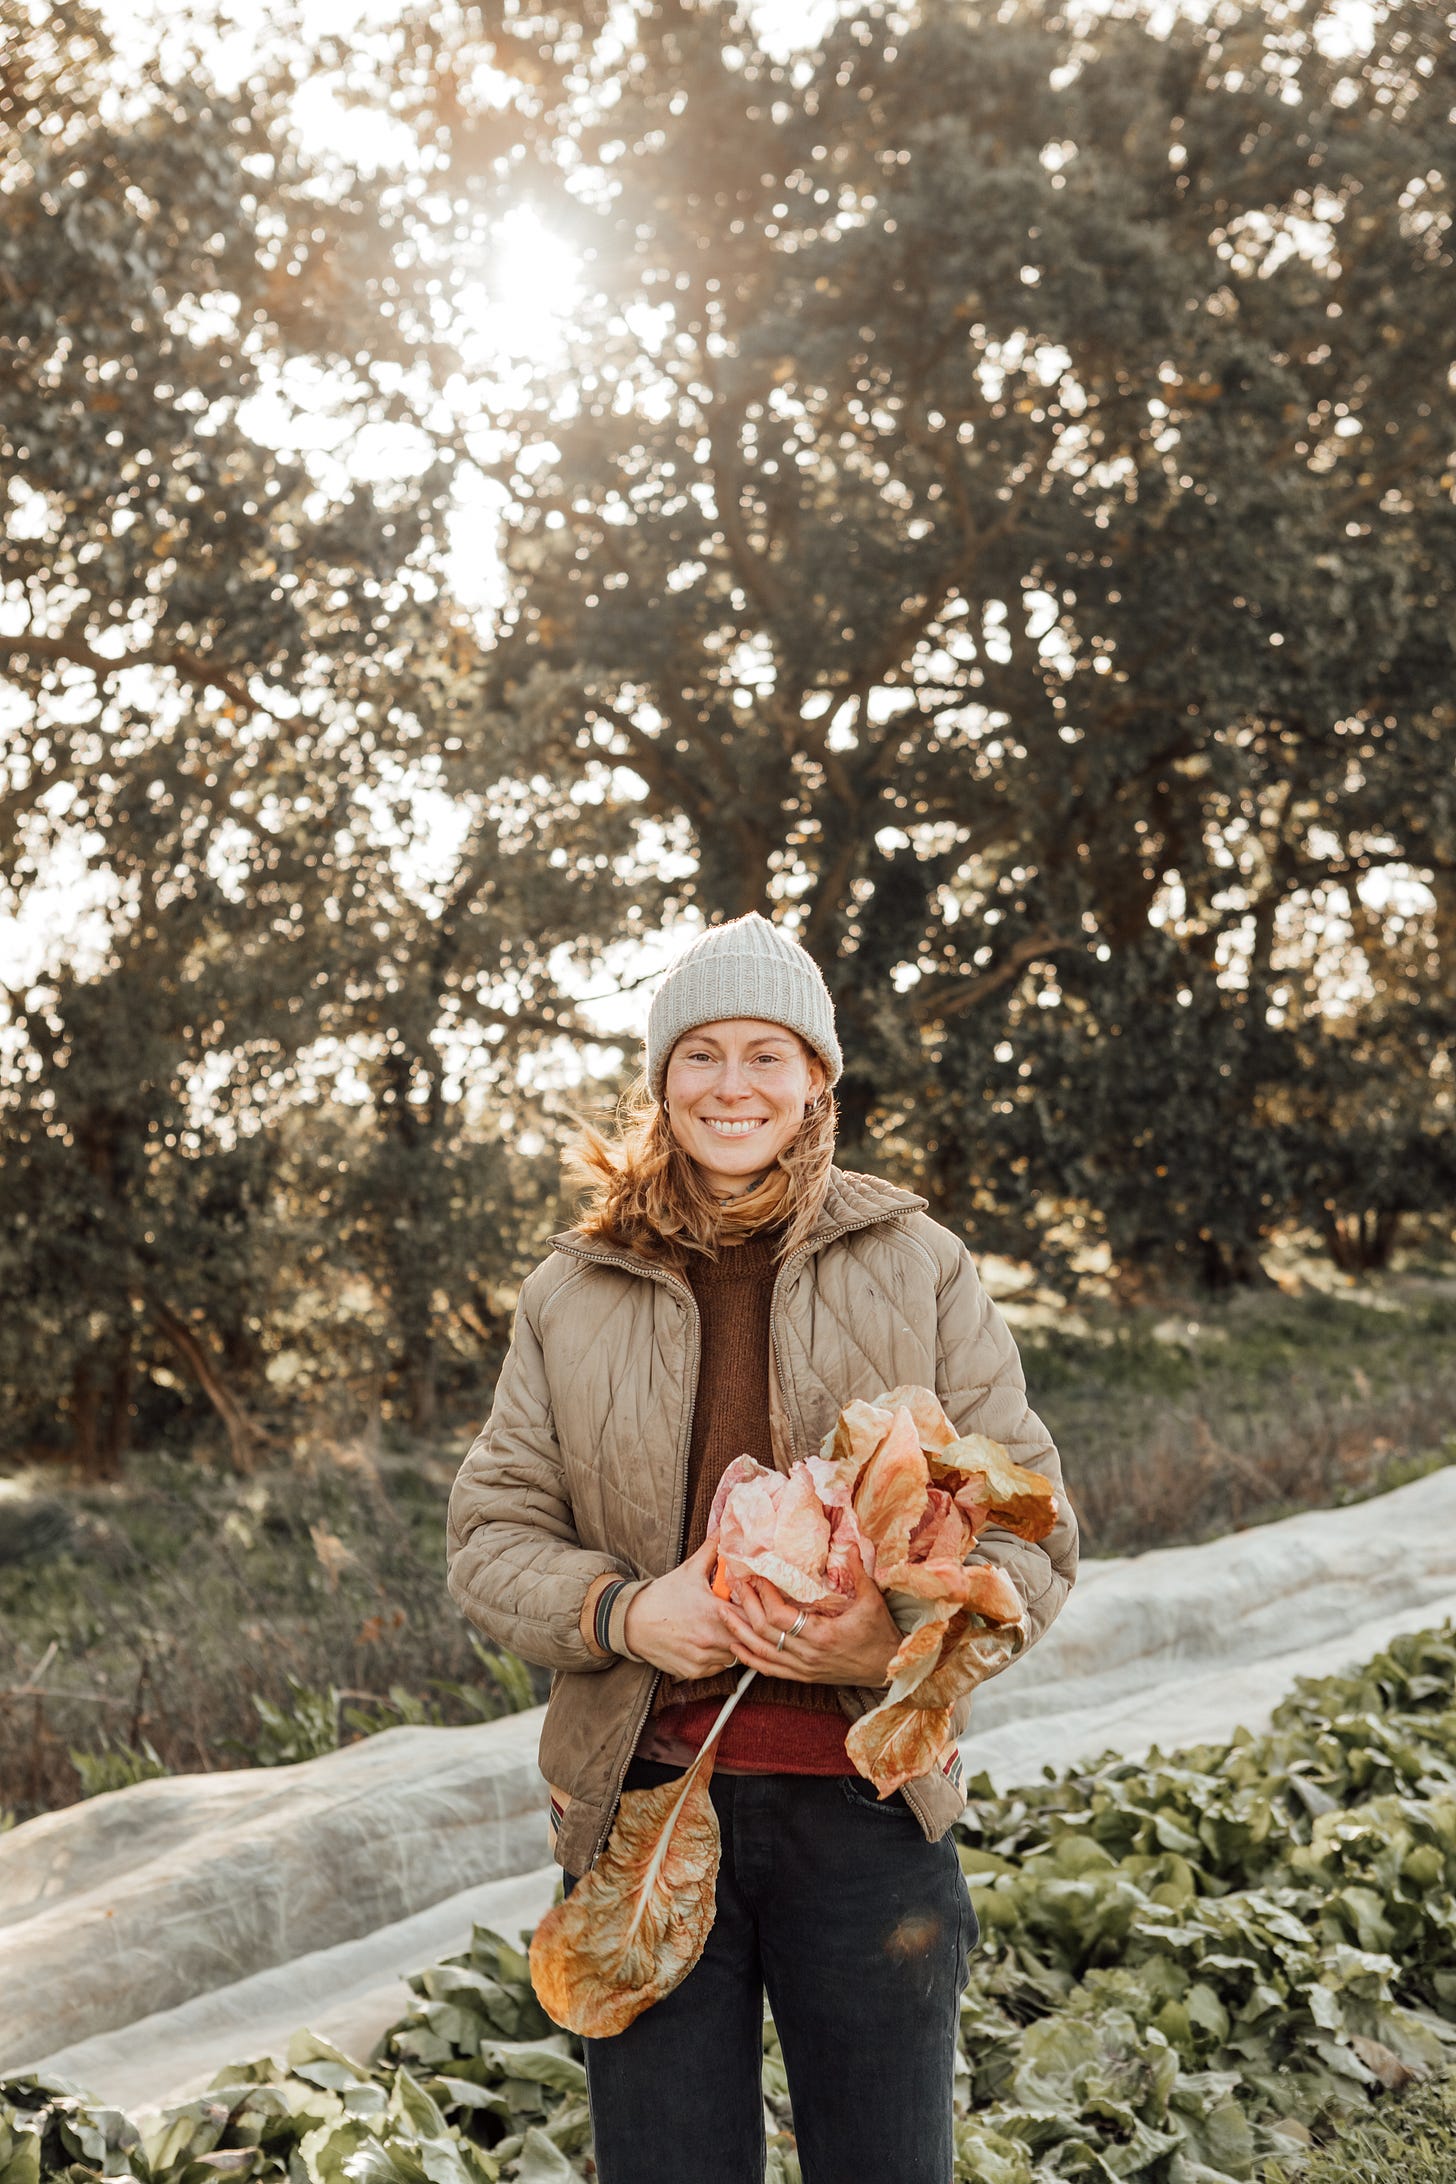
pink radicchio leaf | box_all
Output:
[707,1454,775,1535]
[905,1486,972,1565]
[822,1498,878,1593]
[712,1461,837,1606]
[805,1454,879,1588]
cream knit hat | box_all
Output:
[645,912,843,1100]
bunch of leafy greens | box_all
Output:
[5,1625,1456,2181]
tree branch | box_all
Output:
[907,930,1081,1026]
[0,630,282,723]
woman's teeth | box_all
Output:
[700,1118,765,1134]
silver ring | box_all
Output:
[775,1628,788,1653]
[788,1608,809,1639]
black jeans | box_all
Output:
[565,1758,977,2184]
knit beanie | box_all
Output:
[645,912,843,1100]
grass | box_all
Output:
[1272,2069,1456,2180]
[0,1439,537,1824]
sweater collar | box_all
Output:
[548,1164,926,1270]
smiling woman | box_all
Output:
[445,909,1078,2184]
[663,1020,826,1196]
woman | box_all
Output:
[447,911,1077,2184]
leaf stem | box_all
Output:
[684,1666,757,1778]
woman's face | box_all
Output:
[663,1018,826,1197]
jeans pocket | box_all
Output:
[838,1772,917,1817]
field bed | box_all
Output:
[6,1621,1456,2182]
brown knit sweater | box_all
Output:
[651,1225,843,1726]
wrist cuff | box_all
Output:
[578,1572,652,1662]
[607,1578,651,1661]
[579,1571,622,1660]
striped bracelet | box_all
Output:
[594,1577,629,1656]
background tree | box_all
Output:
[373,0,1455,1286]
[0,2,649,1465]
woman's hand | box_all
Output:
[717,1541,902,1687]
[621,1537,739,1680]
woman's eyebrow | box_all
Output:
[683,1033,795,1053]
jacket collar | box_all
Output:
[548,1164,926,1271]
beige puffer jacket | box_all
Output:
[446,1167,1078,1876]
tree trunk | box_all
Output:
[1321,1208,1403,1274]
[67,1354,105,1478]
[67,1338,132,1479]
[404,1341,438,1436]
[146,1294,273,1472]
[100,1332,134,1477]
[1194,1234,1273,1292]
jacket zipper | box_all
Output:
[550,1242,701,1866]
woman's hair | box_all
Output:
[562,1041,838,1268]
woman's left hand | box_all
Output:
[717,1541,902,1687]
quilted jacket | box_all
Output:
[446,1166,1078,1876]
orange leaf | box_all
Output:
[845,1699,957,1797]
[815,1396,896,1487]
[906,1619,1023,1709]
[871,1383,957,1452]
[879,1558,1023,1623]
[842,1616,1025,1799]
[530,1750,724,2036]
[884,1609,956,1686]
[851,1406,930,1564]
[939,1433,1059,1542]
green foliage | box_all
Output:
[6,1625,1456,2179]
[246,1679,344,1769]
[243,1648,537,1768]
[0,3,644,1475]
[949,1622,1456,2175]
[1014,1281,1456,1551]
[364,0,1456,1284]
[67,1738,170,1799]
[0,1446,542,1817]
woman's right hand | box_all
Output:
[622,1537,739,1678]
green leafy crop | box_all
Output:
[5,1626,1456,2180]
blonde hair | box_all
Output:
[562,1052,838,1271]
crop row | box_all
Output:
[5,1623,1456,2182]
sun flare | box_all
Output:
[456,206,584,370]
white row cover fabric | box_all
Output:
[0,1705,549,2070]
[5,1465,1455,2110]
[23,1865,563,2120]
[960,1464,1456,1784]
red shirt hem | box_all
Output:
[647,1697,857,1776]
